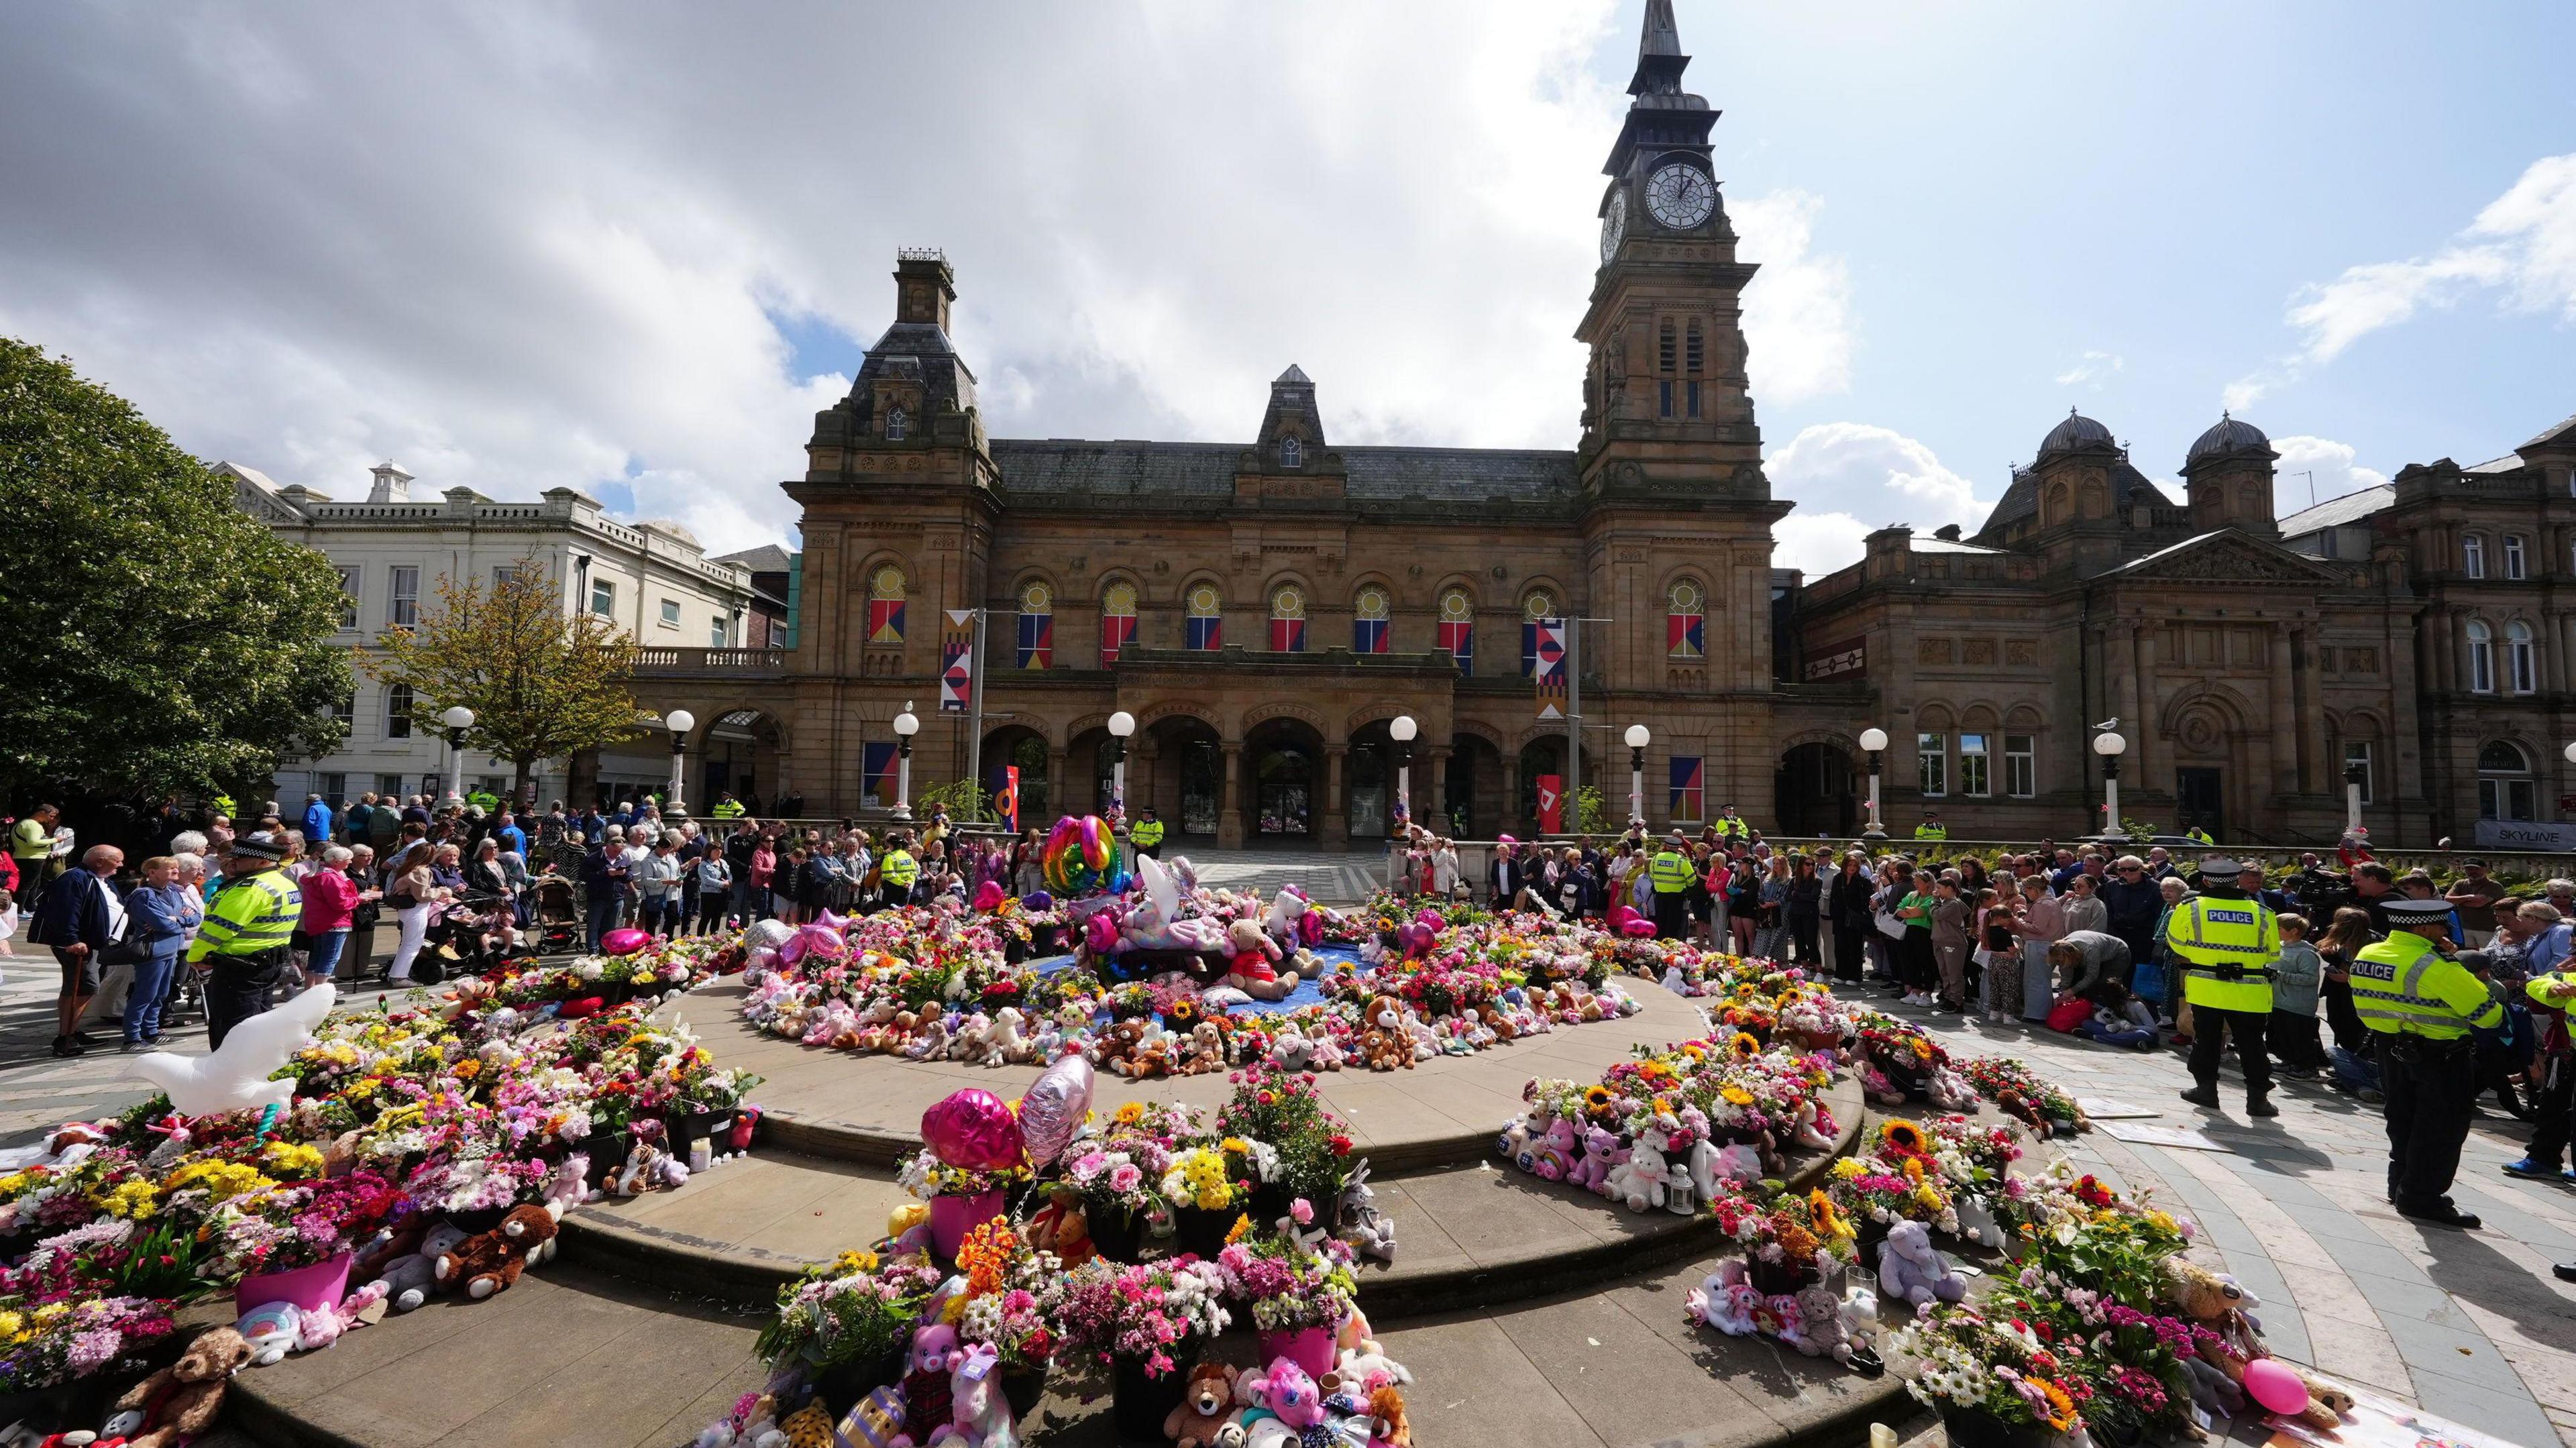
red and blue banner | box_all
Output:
[1353,617,1387,653]
[1016,610,1052,669]
[1532,618,1566,720]
[1668,609,1704,659]
[1536,774,1564,834]
[867,597,906,646]
[1100,612,1136,665]
[1270,616,1305,653]
[996,766,1020,833]
[862,742,898,805]
[1437,618,1472,671]
[1670,756,1705,820]
[939,609,974,712]
[1187,612,1222,650]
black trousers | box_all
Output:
[1831,922,1866,981]
[2381,1038,2477,1207]
[1653,891,1688,940]
[2527,1053,2576,1169]
[1896,930,1936,991]
[203,950,288,1050]
[1788,912,1820,966]
[2186,1004,2273,1095]
[2269,1010,2327,1070]
[880,883,912,913]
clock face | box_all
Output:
[1644,163,1717,229]
[1599,189,1626,262]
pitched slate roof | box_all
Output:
[2276,484,2394,536]
[988,440,1579,501]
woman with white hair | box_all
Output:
[299,846,376,987]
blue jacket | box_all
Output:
[125,882,201,966]
[28,867,123,950]
[303,802,334,844]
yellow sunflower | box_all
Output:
[1729,1032,1762,1059]
[1583,1086,1615,1112]
[1113,1102,1146,1127]
[1720,1084,1755,1107]
[2030,1378,2078,1433]
[1880,1119,1927,1154]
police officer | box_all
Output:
[1714,807,1750,846]
[2184,821,2216,848]
[187,832,302,1049]
[711,793,746,820]
[1130,808,1165,859]
[1648,832,1694,940]
[2353,895,2502,1228]
[2167,854,2282,1117]
[877,833,919,913]
[1913,810,1947,842]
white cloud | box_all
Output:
[2284,152,2576,366]
[2055,350,2123,388]
[1765,421,1994,575]
[1734,190,1854,406]
[2268,435,2389,516]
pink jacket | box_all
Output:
[300,867,361,934]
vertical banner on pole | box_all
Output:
[940,610,974,712]
[861,743,898,807]
[997,766,1020,834]
[1536,774,1564,834]
[1533,618,1566,719]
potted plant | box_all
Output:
[0,1288,176,1433]
[755,1249,946,1416]
[1886,1305,2088,1448]
[1215,1229,1356,1378]
[898,1152,1030,1260]
[1038,1258,1231,1442]
[1210,1067,1356,1229]
[1156,1147,1247,1259]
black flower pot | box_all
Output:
[1002,1366,1046,1422]
[1032,923,1064,954]
[812,1347,906,1418]
[1112,1351,1191,1443]
[582,1129,632,1187]
[1004,937,1029,965]
[1169,1205,1236,1260]
[1937,1404,2057,1448]
[1089,1203,1144,1264]
[0,1375,109,1437]
[667,1107,737,1162]
[1746,1256,1819,1297]
[1855,1219,1891,1272]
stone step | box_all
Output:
[567,1076,1862,1318]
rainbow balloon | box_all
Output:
[1042,814,1125,897]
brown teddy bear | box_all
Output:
[102,1325,254,1448]
[1094,1017,1144,1073]
[1361,995,1414,1072]
[1162,1360,1239,1448]
[1181,1019,1226,1075]
[433,1203,559,1300]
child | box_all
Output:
[2267,913,2327,1080]
[1976,899,2020,1023]
[2078,981,2158,1049]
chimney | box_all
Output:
[366,461,414,503]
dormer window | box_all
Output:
[884,407,910,441]
[1279,435,1301,468]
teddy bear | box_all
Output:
[294,1281,390,1352]
[1238,1357,1328,1448]
[609,1118,692,1197]
[1334,1160,1396,1264]
[1093,1017,1146,1073]
[1780,1282,1861,1366]
[1221,919,1292,1001]
[99,1325,254,1448]
[1876,1220,1964,1308]
[1684,1259,1763,1337]
[1604,1127,1669,1212]
[1164,1360,1240,1448]
[1477,1004,1516,1043]
[1024,1189,1093,1266]
[936,1342,1017,1448]
[1525,1116,1579,1181]
[1122,1024,1177,1080]
[371,1221,469,1311]
[1567,1126,1624,1196]
[904,1014,953,1062]
[991,1005,1034,1064]
[433,1203,559,1300]
[888,1323,961,1448]
[1269,1023,1315,1072]
[1181,1019,1227,1075]
[1359,996,1413,1071]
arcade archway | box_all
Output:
[1776,741,1857,838]
[1246,718,1324,839]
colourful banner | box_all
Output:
[861,742,898,805]
[1536,773,1564,834]
[997,765,1020,833]
[867,598,906,646]
[1100,612,1136,665]
[1270,616,1305,653]
[1668,610,1704,659]
[1352,617,1387,653]
[940,609,974,712]
[1187,612,1223,650]
[1532,617,1566,720]
[1670,756,1704,820]
[1437,618,1472,671]
[1016,611,1052,670]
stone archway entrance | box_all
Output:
[1777,742,1856,838]
[979,724,1050,829]
[692,708,786,813]
[1246,718,1323,839]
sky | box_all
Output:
[3,2,2572,576]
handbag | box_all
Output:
[1874,907,1907,941]
[2046,999,2093,1033]
[2131,958,2167,1005]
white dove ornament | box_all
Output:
[129,984,337,1117]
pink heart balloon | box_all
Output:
[920,1089,1026,1172]
[600,928,651,957]
[1017,1054,1094,1168]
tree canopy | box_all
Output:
[365,557,643,801]
[0,337,352,805]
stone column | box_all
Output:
[2456,609,2477,692]
[2267,624,2300,802]
[1502,757,1522,837]
[1321,744,1349,848]
[1429,746,1452,836]
[1046,747,1069,823]
[1218,741,1245,849]
[2297,625,2329,795]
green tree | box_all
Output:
[366,557,643,803]
[0,337,352,804]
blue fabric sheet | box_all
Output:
[1028,944,1365,1020]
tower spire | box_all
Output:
[1628,0,1690,96]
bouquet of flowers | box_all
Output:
[0,1290,176,1392]
[1158,1146,1244,1213]
[1039,1257,1233,1379]
[896,1150,1030,1203]
[1887,1304,2090,1439]
[1210,1067,1353,1207]
[1215,1231,1356,1333]
[754,1249,947,1374]
[952,1219,1059,1375]
[1960,1056,2085,1135]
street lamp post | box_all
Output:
[439,706,476,809]
[1108,711,1136,819]
[1858,728,1888,840]
[1624,724,1650,830]
[1389,716,1417,830]
[2092,730,2128,842]
[892,704,919,820]
[663,710,696,820]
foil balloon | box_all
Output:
[1083,911,1119,954]
[2240,1359,2310,1416]
[1017,1054,1095,1168]
[779,918,849,968]
[600,927,651,956]
[744,919,796,953]
[1396,922,1434,956]
[1042,814,1124,897]
[920,1089,1025,1171]
[1024,891,1053,912]
[973,879,1006,911]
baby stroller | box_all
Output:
[525,875,584,956]
[420,893,521,983]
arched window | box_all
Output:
[1520,590,1556,676]
[2463,534,2486,578]
[2479,740,2536,821]
[2467,618,2495,693]
[1666,579,1705,659]
[2508,620,2536,693]
[883,406,909,441]
[1099,581,1138,664]
[1269,586,1306,653]
[2504,534,2528,579]
[1279,435,1301,468]
[1015,581,1053,670]
[1437,588,1474,673]
[1185,583,1223,651]
[1352,586,1389,654]
[384,683,414,740]
[867,565,906,645]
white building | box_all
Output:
[227,460,763,809]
